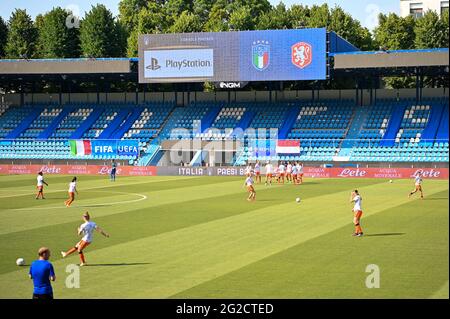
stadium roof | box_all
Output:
[0,48,448,87]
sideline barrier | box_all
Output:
[0,164,157,176]
[0,165,448,179]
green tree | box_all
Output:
[229,5,254,31]
[5,9,38,58]
[307,4,330,28]
[414,10,449,48]
[169,10,202,33]
[36,7,80,58]
[374,13,415,50]
[0,17,8,58]
[126,5,167,57]
[329,6,373,50]
[118,0,149,31]
[288,4,310,29]
[257,2,291,30]
[203,0,230,32]
[193,0,215,24]
[165,0,193,17]
[232,0,271,20]
[79,4,125,57]
[374,13,416,88]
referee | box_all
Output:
[29,247,55,300]
[110,160,117,182]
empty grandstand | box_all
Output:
[0,31,448,169]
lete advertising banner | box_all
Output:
[0,165,448,179]
[0,164,156,176]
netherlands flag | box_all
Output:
[69,140,92,156]
[276,140,300,154]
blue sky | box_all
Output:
[0,0,399,30]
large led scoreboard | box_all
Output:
[138,28,328,83]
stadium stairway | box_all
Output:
[110,107,144,140]
[278,106,300,139]
[70,107,104,139]
[98,108,131,139]
[380,103,407,147]
[436,105,449,141]
[5,106,44,139]
[201,106,222,132]
[190,150,204,166]
[37,107,75,139]
[338,105,369,157]
[420,103,445,145]
[236,110,255,132]
[137,143,161,166]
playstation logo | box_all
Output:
[146,57,161,70]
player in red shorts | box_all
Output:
[61,212,109,266]
[254,160,261,183]
[278,162,286,184]
[265,161,273,186]
[244,173,256,201]
[36,171,49,199]
[350,190,364,237]
[297,162,304,184]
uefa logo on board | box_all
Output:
[291,42,312,69]
[252,41,270,71]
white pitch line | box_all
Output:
[9,191,148,211]
[0,176,197,199]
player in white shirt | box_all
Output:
[35,171,49,200]
[264,162,273,186]
[408,172,424,199]
[64,177,79,207]
[244,173,256,201]
[61,212,109,266]
[254,160,261,184]
[244,163,253,176]
[286,162,293,183]
[297,162,304,184]
[278,163,286,184]
[350,190,364,237]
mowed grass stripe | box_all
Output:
[0,177,255,234]
[173,190,449,299]
[0,177,376,236]
[0,175,209,202]
[430,281,449,299]
[0,179,446,298]
[0,178,363,274]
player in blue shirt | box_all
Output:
[110,160,117,182]
[29,247,55,300]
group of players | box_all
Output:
[245,161,305,186]
[243,161,305,202]
[34,171,109,269]
[243,161,426,238]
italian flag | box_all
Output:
[276,140,300,154]
[253,51,268,69]
[69,140,92,156]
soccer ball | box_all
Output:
[16,258,25,266]
[296,197,301,203]
[389,180,393,183]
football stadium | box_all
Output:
[0,0,448,303]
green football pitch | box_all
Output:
[0,174,448,299]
